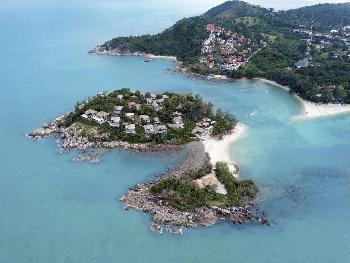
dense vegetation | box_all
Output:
[106,17,210,65]
[150,162,258,211]
[283,3,350,31]
[99,1,350,104]
[60,89,238,144]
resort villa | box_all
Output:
[79,91,218,138]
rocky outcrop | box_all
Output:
[28,114,270,233]
[89,45,148,57]
[121,182,269,229]
[120,142,270,230]
[28,119,181,153]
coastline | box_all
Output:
[88,47,178,62]
[257,78,350,120]
[292,101,350,120]
[147,54,178,62]
[28,103,269,231]
[121,140,270,230]
[28,119,183,156]
[89,47,234,81]
[89,46,350,121]
[202,123,247,176]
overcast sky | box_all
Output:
[0,0,349,12]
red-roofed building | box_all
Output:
[207,24,216,32]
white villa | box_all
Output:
[82,109,97,119]
[144,124,154,134]
[155,125,167,134]
[82,110,111,124]
[108,116,120,127]
[92,111,109,124]
[124,124,136,134]
[78,92,219,138]
[114,106,123,115]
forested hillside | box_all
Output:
[94,1,350,104]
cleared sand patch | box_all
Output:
[194,174,227,195]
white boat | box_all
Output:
[144,56,152,62]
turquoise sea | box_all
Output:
[1,2,350,262]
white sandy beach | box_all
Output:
[147,54,178,62]
[258,78,350,120]
[292,101,350,120]
[202,123,247,177]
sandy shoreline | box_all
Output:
[292,101,350,120]
[202,123,247,177]
[90,46,350,120]
[257,78,350,120]
[147,54,178,62]
[89,47,178,62]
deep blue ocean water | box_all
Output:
[1,3,350,263]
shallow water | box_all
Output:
[1,3,350,263]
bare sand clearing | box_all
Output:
[194,174,227,195]
[258,78,350,120]
[202,123,247,178]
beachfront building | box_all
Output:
[91,111,109,124]
[144,124,154,134]
[114,106,123,115]
[192,117,216,138]
[124,124,136,134]
[108,116,121,127]
[155,125,167,134]
[82,109,97,119]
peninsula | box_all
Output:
[28,89,269,232]
[90,1,350,108]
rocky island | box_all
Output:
[28,89,269,233]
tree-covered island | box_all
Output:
[29,89,269,232]
[90,1,350,104]
[30,88,237,146]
